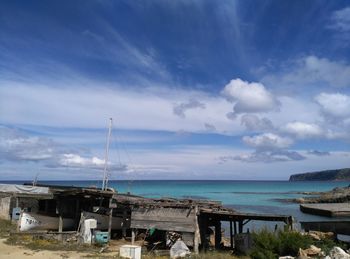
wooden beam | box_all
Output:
[214,221,221,249]
[194,206,200,254]
[199,215,208,252]
[238,220,243,234]
[122,209,127,238]
[131,229,136,245]
[229,221,233,249]
[108,208,113,241]
[57,200,63,241]
[234,221,237,235]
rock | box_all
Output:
[298,245,322,258]
[328,246,350,259]
[279,256,295,259]
[307,231,334,241]
[170,240,191,259]
[298,248,309,258]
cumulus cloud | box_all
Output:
[261,56,350,89]
[283,121,324,139]
[58,153,127,170]
[173,98,206,118]
[315,92,350,119]
[0,126,57,162]
[222,78,280,114]
[243,133,293,151]
[240,114,273,131]
[226,133,305,163]
[0,126,128,170]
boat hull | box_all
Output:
[19,212,75,232]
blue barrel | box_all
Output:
[94,231,109,244]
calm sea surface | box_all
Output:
[2,180,350,231]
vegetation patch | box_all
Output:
[250,229,348,259]
[0,219,16,238]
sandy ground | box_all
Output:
[0,238,115,259]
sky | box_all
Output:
[1,0,350,180]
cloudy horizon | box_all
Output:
[1,1,350,180]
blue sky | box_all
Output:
[1,0,350,180]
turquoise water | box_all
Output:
[3,180,350,227]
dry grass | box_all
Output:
[0,219,16,238]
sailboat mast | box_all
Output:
[102,118,113,191]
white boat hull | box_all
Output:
[82,211,130,230]
[19,212,75,232]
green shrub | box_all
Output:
[250,229,313,259]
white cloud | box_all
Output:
[59,154,105,168]
[329,7,350,32]
[222,78,280,114]
[242,133,293,151]
[283,121,324,139]
[0,126,57,162]
[0,81,241,134]
[0,126,127,170]
[235,133,304,163]
[240,114,273,131]
[228,150,305,163]
[261,56,350,89]
[315,92,350,119]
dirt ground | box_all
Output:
[0,238,148,259]
[0,238,87,259]
[0,238,131,259]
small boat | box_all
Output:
[82,211,130,230]
[19,212,75,232]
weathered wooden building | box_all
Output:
[0,183,293,252]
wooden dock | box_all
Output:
[300,203,350,217]
[301,221,350,235]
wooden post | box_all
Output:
[122,208,127,238]
[234,221,237,235]
[230,221,233,249]
[199,215,208,252]
[238,220,243,234]
[57,199,63,241]
[108,207,113,241]
[131,229,136,245]
[58,215,63,232]
[214,220,221,249]
[75,199,80,220]
[194,206,200,254]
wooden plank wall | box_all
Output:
[131,207,196,233]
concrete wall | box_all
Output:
[0,196,11,220]
[0,195,40,220]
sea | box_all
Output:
[2,180,350,233]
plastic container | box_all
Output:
[94,231,109,244]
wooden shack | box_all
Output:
[0,183,294,253]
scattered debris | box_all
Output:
[328,246,350,259]
[170,240,191,259]
[305,231,334,241]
